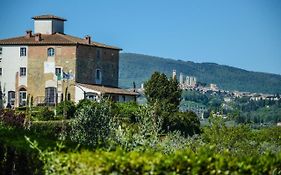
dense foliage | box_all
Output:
[28,117,281,175]
[166,111,201,137]
[0,109,26,128]
[1,95,281,174]
[32,147,281,175]
[144,72,182,112]
[69,100,112,146]
[119,53,281,93]
[55,101,76,119]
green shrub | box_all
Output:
[35,146,281,175]
[70,99,112,146]
[76,99,92,110]
[31,107,54,121]
[114,102,139,123]
[29,120,70,138]
[166,111,201,137]
[55,101,76,119]
[110,104,167,151]
[201,117,281,156]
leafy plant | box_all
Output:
[31,107,54,121]
[0,110,26,128]
[70,99,112,146]
[55,101,76,119]
[166,111,201,137]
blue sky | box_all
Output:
[1,0,281,75]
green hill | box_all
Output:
[119,53,281,94]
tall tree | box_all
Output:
[144,72,182,112]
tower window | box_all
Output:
[20,47,26,56]
[0,68,2,76]
[0,47,2,55]
[48,48,55,57]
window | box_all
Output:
[0,47,2,55]
[45,87,57,105]
[20,67,26,76]
[95,69,102,84]
[55,68,62,75]
[19,88,27,107]
[96,69,101,80]
[55,67,62,80]
[86,92,98,101]
[96,49,101,59]
[20,47,26,56]
[47,48,55,57]
[8,91,15,106]
[0,68,2,76]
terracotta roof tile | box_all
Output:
[77,83,138,96]
[32,15,67,21]
[0,33,121,50]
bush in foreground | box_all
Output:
[69,100,112,146]
[34,146,281,175]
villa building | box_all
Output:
[0,15,137,108]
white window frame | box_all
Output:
[20,67,26,76]
[20,47,26,57]
[19,90,27,107]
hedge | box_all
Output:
[42,147,281,175]
[29,120,70,138]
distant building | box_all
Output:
[186,76,197,88]
[210,83,218,91]
[0,14,138,108]
[179,73,184,84]
[172,70,177,80]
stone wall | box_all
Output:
[76,45,119,87]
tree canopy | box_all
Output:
[144,72,182,112]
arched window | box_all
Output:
[47,48,55,57]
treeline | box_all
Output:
[119,53,281,94]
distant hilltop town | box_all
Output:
[172,70,280,102]
[137,70,281,103]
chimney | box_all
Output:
[85,35,91,44]
[35,33,41,42]
[25,30,32,38]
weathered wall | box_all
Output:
[27,45,76,104]
[76,45,119,87]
